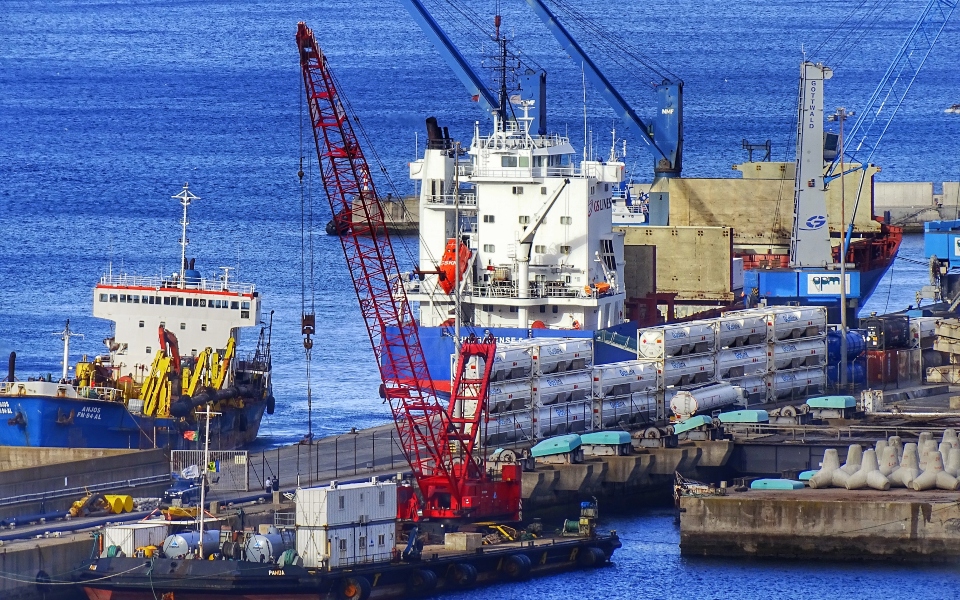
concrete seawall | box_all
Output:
[680,488,960,562]
[524,442,734,508]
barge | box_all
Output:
[77,479,621,600]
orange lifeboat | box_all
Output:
[438,239,471,294]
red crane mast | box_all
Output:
[296,22,520,521]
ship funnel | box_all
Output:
[6,352,14,382]
[425,117,445,149]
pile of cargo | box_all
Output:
[479,306,831,446]
[857,313,932,388]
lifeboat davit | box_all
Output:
[438,239,471,294]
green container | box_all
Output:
[806,395,856,409]
[717,410,769,424]
[531,434,582,457]
[580,431,631,445]
[749,478,805,490]
[672,415,713,434]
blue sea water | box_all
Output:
[2,1,960,594]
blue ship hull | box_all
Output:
[0,395,266,450]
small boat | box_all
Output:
[946,104,960,114]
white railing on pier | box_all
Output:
[98,273,256,295]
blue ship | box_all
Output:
[0,184,275,450]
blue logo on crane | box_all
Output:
[801,215,827,230]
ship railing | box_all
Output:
[98,273,256,295]
[472,132,570,151]
[468,281,585,300]
[463,166,579,179]
[423,193,477,206]
[76,386,124,402]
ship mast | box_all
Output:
[172,183,200,287]
[52,320,83,382]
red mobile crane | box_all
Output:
[296,22,521,522]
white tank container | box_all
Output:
[766,366,826,400]
[596,392,657,428]
[484,408,533,445]
[766,306,827,340]
[487,381,532,413]
[637,321,717,359]
[531,339,593,375]
[591,361,658,397]
[533,371,592,406]
[489,346,533,381]
[537,400,592,437]
[669,383,744,420]
[716,313,768,348]
[716,346,768,378]
[770,339,826,370]
[660,354,716,386]
[727,376,767,404]
[162,530,220,559]
[245,533,286,563]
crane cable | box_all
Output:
[299,75,316,443]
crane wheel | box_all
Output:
[336,576,371,600]
[406,568,437,595]
[448,562,477,588]
[577,546,606,568]
[501,553,531,580]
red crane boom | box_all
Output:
[296,22,520,521]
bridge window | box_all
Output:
[139,321,144,328]
[535,245,546,254]
[201,324,207,332]
[177,298,184,306]
[512,186,524,195]
[109,294,118,302]
[483,244,495,253]
[560,216,572,225]
[120,294,127,303]
[222,301,229,310]
[518,156,529,168]
[163,297,170,305]
[241,301,250,310]
[199,299,206,307]
[483,214,495,223]
[500,155,518,167]
[231,301,240,309]
[99,294,108,302]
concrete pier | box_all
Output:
[680,488,960,562]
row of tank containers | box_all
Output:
[100,479,399,569]
[473,306,834,447]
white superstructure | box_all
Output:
[407,106,626,332]
[92,184,262,381]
